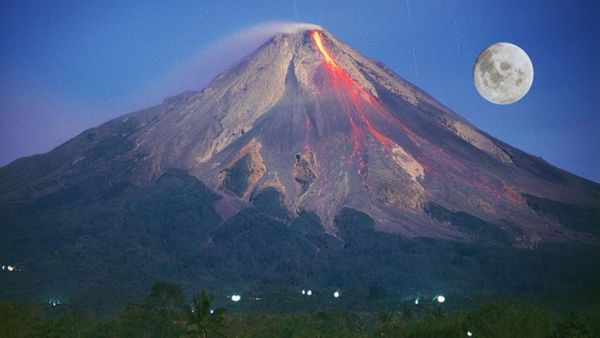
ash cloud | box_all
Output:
[144,22,321,99]
[0,22,321,166]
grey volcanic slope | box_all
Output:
[2,29,598,244]
[1,28,599,310]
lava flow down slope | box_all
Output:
[126,28,596,245]
[1,27,599,309]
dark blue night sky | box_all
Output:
[1,0,598,182]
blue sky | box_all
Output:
[1,0,598,182]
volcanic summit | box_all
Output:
[55,28,596,243]
[1,27,599,309]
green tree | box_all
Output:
[466,299,554,338]
[185,291,226,338]
[0,300,45,337]
[116,282,187,338]
[145,282,186,319]
[45,308,95,338]
[553,312,591,338]
[118,304,163,338]
[376,311,395,336]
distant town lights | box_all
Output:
[2,264,22,272]
[48,299,62,307]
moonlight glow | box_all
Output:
[473,42,533,104]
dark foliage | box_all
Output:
[0,169,221,312]
[1,170,600,316]
[222,155,252,197]
[1,284,599,337]
[424,202,513,244]
[249,187,290,220]
[524,194,600,234]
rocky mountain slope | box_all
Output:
[1,28,599,310]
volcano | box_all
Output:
[1,27,599,310]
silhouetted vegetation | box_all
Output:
[1,282,599,337]
[222,155,253,197]
[424,202,514,244]
[2,170,599,316]
[524,193,600,234]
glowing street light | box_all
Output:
[231,294,241,302]
[436,295,446,303]
[48,299,61,307]
[307,290,312,296]
[301,290,306,295]
[333,291,340,298]
[467,331,473,336]
[414,298,419,305]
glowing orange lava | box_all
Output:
[310,30,414,168]
[309,30,520,204]
[311,31,335,66]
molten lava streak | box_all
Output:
[311,30,335,66]
[309,31,520,204]
[310,30,420,172]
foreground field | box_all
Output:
[1,282,598,337]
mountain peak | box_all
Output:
[3,27,599,246]
[3,19,600,314]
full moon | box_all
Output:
[473,42,533,104]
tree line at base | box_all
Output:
[0,281,597,337]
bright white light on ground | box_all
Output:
[307,290,312,296]
[467,331,473,336]
[210,309,214,314]
[1,265,4,270]
[301,290,306,295]
[333,291,340,298]
[414,298,419,305]
[7,266,15,272]
[231,294,241,302]
[437,295,445,303]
